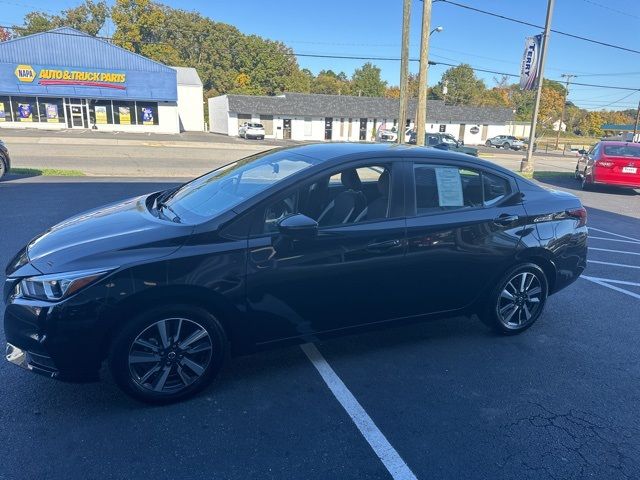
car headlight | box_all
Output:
[18,268,115,301]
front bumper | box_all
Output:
[6,343,59,378]
[4,292,107,382]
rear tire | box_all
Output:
[581,169,592,190]
[108,304,227,404]
[479,263,548,335]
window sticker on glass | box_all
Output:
[435,167,464,207]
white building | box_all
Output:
[208,92,530,144]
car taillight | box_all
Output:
[596,160,614,167]
[566,207,587,227]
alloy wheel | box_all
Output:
[128,318,213,394]
[496,271,543,329]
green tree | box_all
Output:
[430,64,486,106]
[351,62,387,97]
[312,70,351,95]
[15,1,107,36]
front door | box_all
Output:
[66,99,87,128]
[245,160,406,345]
[324,117,333,140]
[359,118,368,140]
[283,118,292,139]
[402,161,526,315]
[458,124,466,142]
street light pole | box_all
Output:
[554,73,575,150]
[397,0,412,144]
[520,0,555,174]
[415,0,433,147]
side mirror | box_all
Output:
[277,214,318,238]
[578,149,587,155]
[459,140,464,146]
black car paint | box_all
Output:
[4,144,587,381]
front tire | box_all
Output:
[0,154,6,179]
[108,305,227,404]
[485,140,492,147]
[581,169,592,190]
[479,263,548,335]
[502,142,511,149]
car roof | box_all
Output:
[598,141,638,146]
[275,143,515,177]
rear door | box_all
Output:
[402,159,527,315]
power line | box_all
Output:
[437,0,640,56]
[578,0,640,21]
[2,23,640,94]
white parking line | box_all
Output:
[301,343,418,480]
[588,227,640,243]
[589,236,640,245]
[588,260,640,270]
[582,276,640,287]
[581,275,640,300]
[589,247,640,256]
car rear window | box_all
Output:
[603,145,640,157]
[248,123,263,128]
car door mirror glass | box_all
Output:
[277,213,318,238]
[578,149,587,155]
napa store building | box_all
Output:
[0,27,204,133]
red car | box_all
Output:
[576,141,640,191]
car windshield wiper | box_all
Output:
[156,200,181,223]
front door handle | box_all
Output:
[366,239,402,253]
[493,214,520,226]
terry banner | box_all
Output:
[520,35,542,91]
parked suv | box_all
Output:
[409,132,479,156]
[238,123,265,140]
[0,139,10,179]
[486,135,525,150]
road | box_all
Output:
[0,173,639,479]
[1,129,583,177]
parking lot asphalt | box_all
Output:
[0,175,639,480]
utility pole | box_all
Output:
[415,0,433,146]
[555,73,575,149]
[520,0,555,174]
[397,0,411,144]
[633,98,640,142]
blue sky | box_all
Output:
[3,0,640,110]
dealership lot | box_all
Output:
[0,175,638,479]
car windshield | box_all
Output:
[603,145,640,157]
[164,149,319,223]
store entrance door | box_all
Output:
[65,99,88,128]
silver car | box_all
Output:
[238,122,265,140]
[485,135,525,150]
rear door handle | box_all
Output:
[366,239,402,252]
[493,214,519,226]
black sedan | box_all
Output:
[0,139,10,178]
[4,144,588,403]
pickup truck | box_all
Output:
[409,132,479,157]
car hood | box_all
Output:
[22,194,193,275]
[456,145,479,156]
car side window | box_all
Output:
[413,164,511,215]
[255,163,394,235]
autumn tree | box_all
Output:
[538,86,565,128]
[0,27,10,42]
[15,0,107,36]
[578,111,605,137]
[351,63,387,97]
[311,70,351,95]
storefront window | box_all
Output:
[88,100,114,125]
[136,102,159,126]
[37,97,65,123]
[11,96,39,123]
[0,96,11,122]
[113,101,136,125]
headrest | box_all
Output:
[341,169,362,190]
[377,170,390,194]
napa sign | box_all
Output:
[15,64,126,90]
